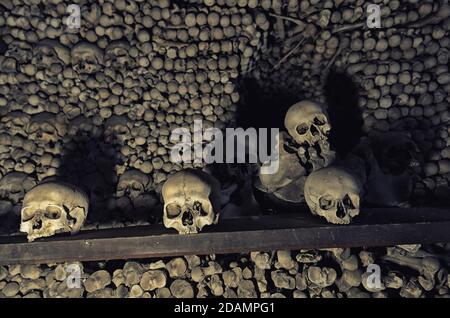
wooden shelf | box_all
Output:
[0,207,449,265]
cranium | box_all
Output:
[32,40,71,68]
[104,115,131,143]
[26,112,66,143]
[104,41,134,67]
[284,100,331,146]
[67,116,95,136]
[20,181,89,242]
[116,169,151,199]
[0,56,17,73]
[256,131,307,203]
[162,169,220,234]
[0,172,37,204]
[1,111,31,137]
[5,41,33,64]
[71,42,104,74]
[304,166,363,224]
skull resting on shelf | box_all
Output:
[162,169,220,234]
[20,181,89,242]
[284,100,331,146]
[304,166,363,225]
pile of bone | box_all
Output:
[0,0,270,231]
[1,244,450,298]
[256,100,337,206]
[248,0,450,202]
[255,99,421,224]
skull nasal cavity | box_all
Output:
[182,211,193,226]
[336,202,346,219]
[32,218,43,230]
[166,204,182,218]
[310,125,319,136]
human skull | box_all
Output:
[105,41,134,68]
[0,172,36,204]
[0,56,17,73]
[284,100,331,146]
[71,42,104,74]
[1,111,30,137]
[162,169,220,234]
[257,131,306,193]
[5,41,33,64]
[104,115,131,143]
[67,116,95,137]
[20,181,89,242]
[116,170,151,199]
[32,40,71,69]
[26,112,66,143]
[304,166,363,224]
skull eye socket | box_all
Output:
[166,203,182,219]
[319,195,335,210]
[313,115,327,126]
[296,123,309,135]
[44,206,62,219]
[21,207,35,222]
[193,201,208,217]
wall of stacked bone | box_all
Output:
[248,0,449,204]
[1,244,450,298]
[0,0,448,299]
[0,0,269,232]
[0,1,448,229]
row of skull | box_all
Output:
[1,112,139,145]
[33,40,124,74]
[17,99,419,240]
[260,100,364,225]
[257,99,418,224]
[18,168,216,241]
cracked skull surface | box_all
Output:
[304,166,363,224]
[20,181,89,242]
[162,169,220,234]
[284,100,331,146]
[71,42,104,74]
